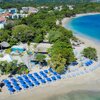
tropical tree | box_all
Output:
[12,24,34,42]
[35,53,46,65]
[48,41,75,73]
[82,47,97,60]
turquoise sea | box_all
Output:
[49,91,100,100]
[65,14,100,41]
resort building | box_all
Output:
[0,17,6,29]
[8,8,17,14]
[22,7,38,14]
[0,8,6,14]
[9,13,28,19]
[34,43,52,54]
[67,5,74,10]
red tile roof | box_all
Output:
[0,17,6,22]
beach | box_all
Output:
[0,13,100,100]
[1,67,100,100]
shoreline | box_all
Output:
[62,12,100,27]
[62,13,100,59]
[0,13,100,100]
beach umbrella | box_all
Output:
[0,41,10,48]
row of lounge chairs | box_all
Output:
[85,60,93,66]
[3,68,61,94]
[66,62,100,78]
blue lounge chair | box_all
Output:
[49,68,54,73]
[53,72,58,75]
[40,79,46,84]
[3,80,11,84]
[46,78,51,82]
[44,70,48,73]
[27,81,34,87]
[22,84,28,89]
[33,81,40,86]
[35,75,42,80]
[51,76,56,81]
[15,86,21,91]
[17,76,23,80]
[56,75,61,79]
[23,75,28,79]
[8,87,15,93]
[34,73,39,76]
[30,77,37,82]
[28,74,33,77]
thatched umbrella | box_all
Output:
[0,41,10,48]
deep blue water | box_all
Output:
[66,14,100,41]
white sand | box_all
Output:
[1,68,100,100]
[0,13,100,100]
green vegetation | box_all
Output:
[12,24,34,43]
[36,53,46,64]
[0,2,99,74]
[82,47,97,60]
[0,54,3,58]
[0,61,28,75]
[5,48,11,54]
[49,42,75,74]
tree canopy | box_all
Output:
[82,47,97,60]
[48,41,75,73]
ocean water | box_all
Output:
[49,91,100,100]
[65,14,100,41]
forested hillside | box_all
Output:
[0,0,91,4]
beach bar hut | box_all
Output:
[0,41,10,49]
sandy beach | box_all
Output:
[0,13,100,100]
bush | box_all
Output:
[82,47,97,60]
[0,54,3,58]
[56,66,65,74]
[5,48,11,54]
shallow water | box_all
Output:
[49,91,100,100]
[66,14,100,41]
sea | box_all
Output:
[49,91,100,100]
[65,14,100,41]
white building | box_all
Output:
[67,5,74,10]
[0,17,6,29]
[10,13,28,19]
[22,7,38,14]
[8,8,17,14]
